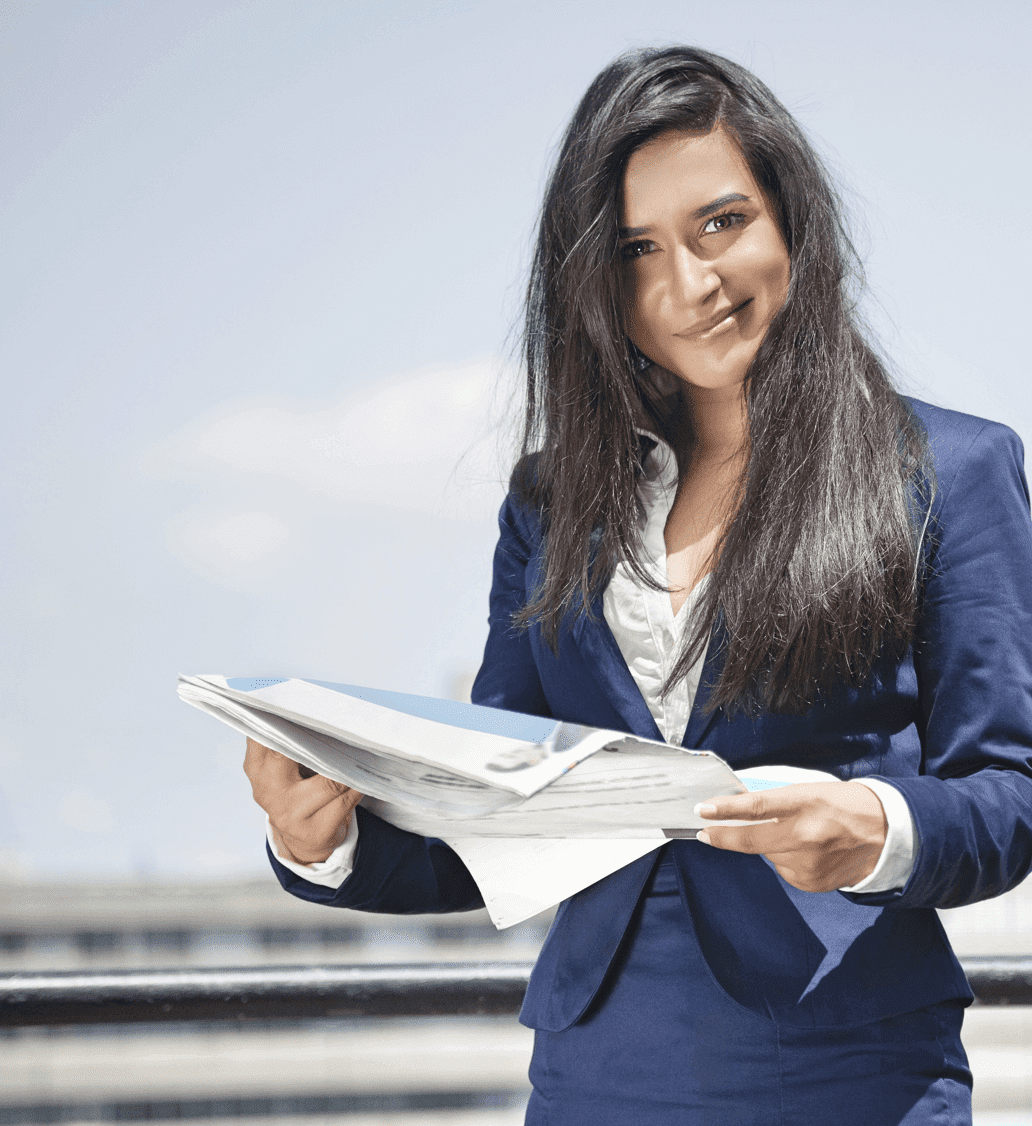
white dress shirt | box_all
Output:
[270,433,917,895]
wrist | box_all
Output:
[836,781,888,886]
[844,781,888,842]
[269,823,336,866]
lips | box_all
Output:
[678,299,752,339]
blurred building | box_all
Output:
[1,873,1030,1125]
[0,876,545,1125]
[0,876,549,972]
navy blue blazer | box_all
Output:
[270,398,1032,1033]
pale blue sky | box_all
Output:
[2,0,1029,877]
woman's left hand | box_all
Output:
[695,781,887,892]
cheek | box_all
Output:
[767,252,791,306]
[729,228,789,296]
[623,275,665,347]
[752,240,791,305]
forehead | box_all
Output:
[620,128,759,221]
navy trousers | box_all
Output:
[526,851,972,1125]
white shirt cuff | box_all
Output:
[839,778,916,894]
[265,812,359,889]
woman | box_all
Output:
[246,47,1032,1124]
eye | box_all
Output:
[702,212,745,235]
[620,239,655,261]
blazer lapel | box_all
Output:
[682,621,726,749]
[570,596,664,741]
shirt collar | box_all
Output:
[634,427,679,491]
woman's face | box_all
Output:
[619,127,791,395]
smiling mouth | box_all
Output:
[680,300,752,339]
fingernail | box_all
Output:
[697,830,711,845]
[694,802,717,816]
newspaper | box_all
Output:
[178,675,830,927]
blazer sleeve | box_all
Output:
[845,418,1032,909]
[267,805,483,914]
[470,483,553,718]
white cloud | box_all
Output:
[146,360,511,592]
[147,360,510,516]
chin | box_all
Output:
[668,365,751,393]
[670,350,757,392]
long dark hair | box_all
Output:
[515,46,932,716]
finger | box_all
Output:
[277,793,354,842]
[247,760,320,821]
[695,789,782,824]
[336,787,364,818]
[765,858,829,892]
[697,820,794,855]
[764,855,852,894]
[259,772,351,827]
[272,788,363,862]
[696,782,828,823]
[286,775,360,822]
[762,851,806,883]
[244,739,301,786]
[244,741,345,808]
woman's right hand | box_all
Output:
[243,738,363,865]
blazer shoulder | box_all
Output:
[498,452,546,545]
[508,449,543,492]
[904,396,1026,500]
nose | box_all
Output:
[669,244,720,308]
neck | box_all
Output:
[670,381,749,467]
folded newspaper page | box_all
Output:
[178,674,750,830]
[178,675,830,927]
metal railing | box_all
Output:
[2,957,1031,1026]
[0,962,533,1026]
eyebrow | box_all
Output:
[618,192,751,238]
